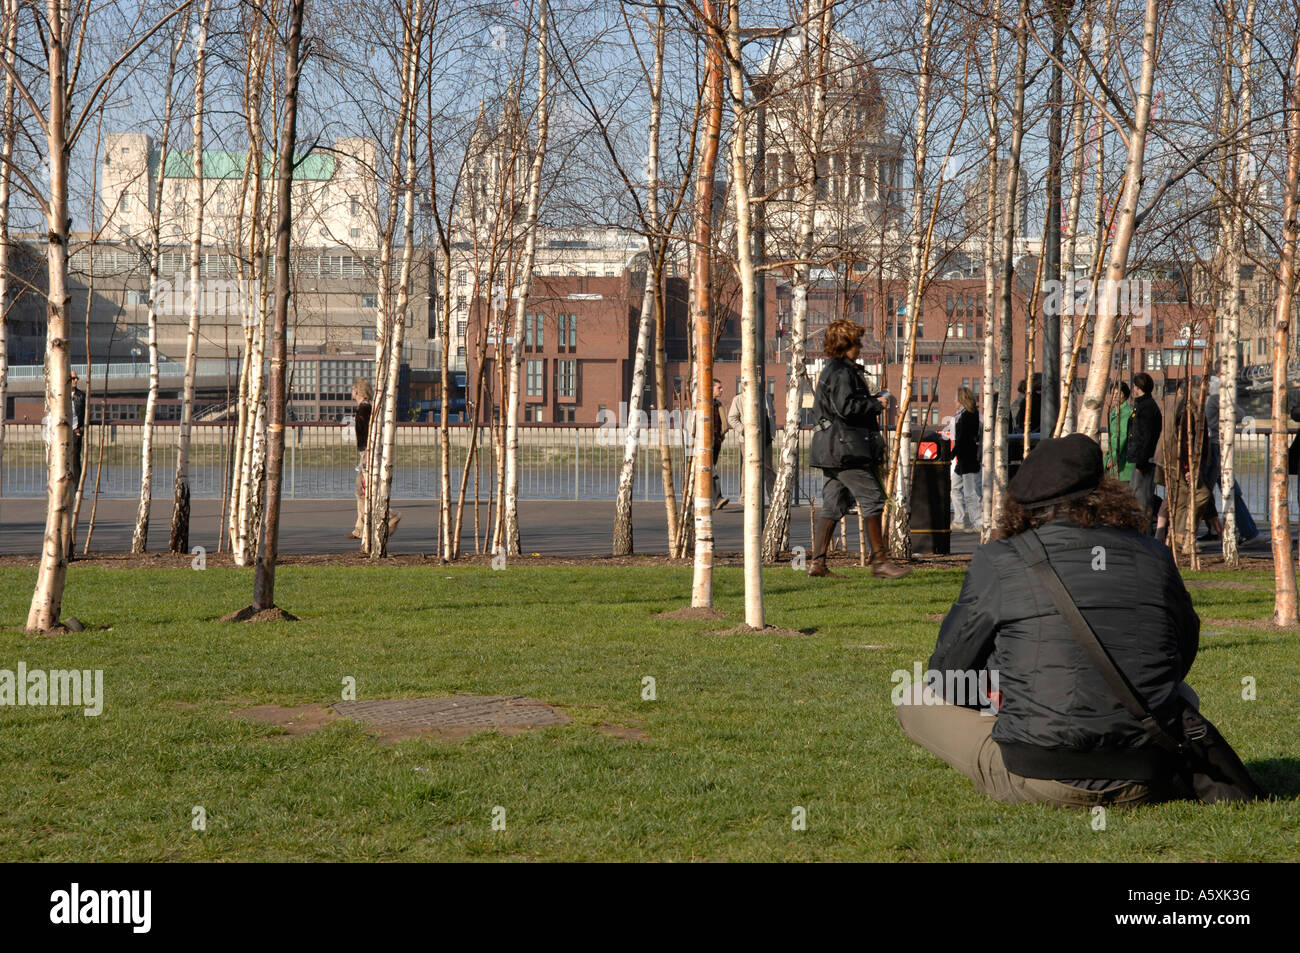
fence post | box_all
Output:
[573,426,579,501]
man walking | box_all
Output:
[727,385,775,505]
[70,371,86,486]
[1126,373,1162,534]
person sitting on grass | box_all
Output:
[896,434,1201,807]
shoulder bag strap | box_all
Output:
[1008,530,1183,754]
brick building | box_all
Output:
[463,261,1212,434]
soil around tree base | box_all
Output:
[220,605,300,623]
[708,624,812,637]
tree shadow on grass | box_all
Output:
[1247,759,1300,799]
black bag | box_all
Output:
[1010,531,1264,804]
[812,416,881,469]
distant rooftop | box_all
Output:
[153,150,338,181]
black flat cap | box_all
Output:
[1009,433,1104,508]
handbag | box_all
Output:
[1009,531,1264,804]
[814,416,881,468]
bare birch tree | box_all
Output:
[248,0,307,615]
[13,0,188,631]
[762,1,832,563]
[168,0,214,554]
[501,0,549,557]
[1075,0,1160,438]
[1268,16,1300,626]
[689,0,723,609]
[132,12,190,553]
[0,0,17,483]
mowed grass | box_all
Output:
[0,562,1297,862]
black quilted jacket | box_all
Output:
[929,518,1199,780]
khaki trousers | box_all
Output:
[896,684,1158,808]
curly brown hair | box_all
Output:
[824,318,865,358]
[996,478,1149,538]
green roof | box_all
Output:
[154,149,337,181]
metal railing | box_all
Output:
[6,359,241,382]
[0,421,1293,519]
[0,421,819,504]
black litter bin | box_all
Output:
[910,430,951,554]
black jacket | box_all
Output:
[809,357,884,469]
[953,408,980,474]
[1125,393,1161,473]
[71,387,86,433]
[355,400,371,453]
[929,519,1199,781]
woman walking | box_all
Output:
[950,386,982,533]
[808,319,909,579]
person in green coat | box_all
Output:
[1106,381,1135,481]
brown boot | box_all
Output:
[866,513,911,579]
[807,517,838,577]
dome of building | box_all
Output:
[760,29,886,137]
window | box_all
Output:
[350,198,360,216]
[556,359,576,397]
[319,228,329,237]
[119,193,129,213]
[362,327,376,342]
[362,293,378,309]
[526,360,544,397]
[559,405,576,423]
[557,313,577,351]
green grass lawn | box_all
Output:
[1,562,1297,861]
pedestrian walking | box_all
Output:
[949,387,982,533]
[348,379,400,541]
[807,318,909,579]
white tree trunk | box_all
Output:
[169,0,213,553]
[1269,20,1300,625]
[0,0,15,496]
[27,0,73,632]
[979,10,1000,541]
[1077,0,1160,438]
[763,0,831,562]
[724,0,764,628]
[503,0,549,557]
[132,19,186,554]
[612,8,665,557]
[886,0,935,560]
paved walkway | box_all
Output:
[0,496,1278,560]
